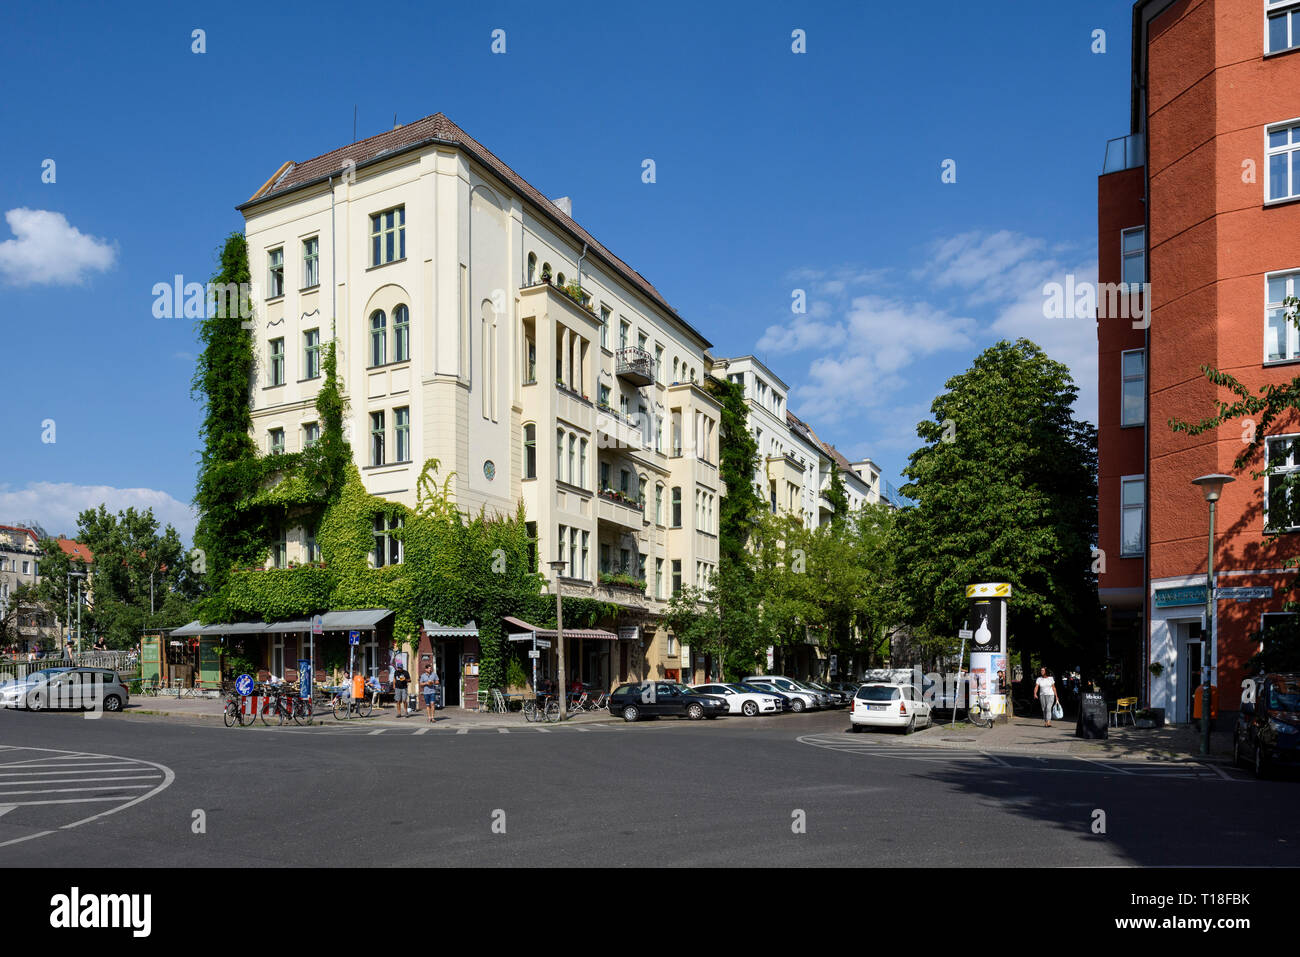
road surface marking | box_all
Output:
[0,784,155,797]
[368,729,386,736]
[456,728,469,735]
[414,727,429,735]
[0,775,160,787]
[497,728,510,733]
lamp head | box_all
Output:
[547,560,567,574]
[1192,473,1235,503]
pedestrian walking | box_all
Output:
[419,663,438,723]
[392,661,411,717]
[1035,667,1059,727]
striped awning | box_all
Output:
[169,609,394,637]
[501,615,616,641]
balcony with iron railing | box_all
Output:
[1102,133,1144,175]
[616,347,655,386]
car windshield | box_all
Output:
[670,683,696,695]
[726,684,755,693]
[856,685,901,701]
[1269,682,1300,711]
[771,679,801,692]
[28,669,69,682]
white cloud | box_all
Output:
[0,208,117,286]
[0,482,196,544]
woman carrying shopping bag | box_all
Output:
[1035,667,1060,727]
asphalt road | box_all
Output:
[0,708,1293,867]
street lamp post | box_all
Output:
[65,570,86,657]
[1192,474,1234,757]
[548,560,567,721]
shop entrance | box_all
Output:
[1182,638,1204,725]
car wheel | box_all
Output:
[103,695,122,713]
[1254,744,1270,779]
[622,705,639,722]
[687,703,704,720]
[850,723,864,733]
[902,715,916,735]
[790,699,805,713]
[1233,733,1244,768]
[742,701,759,717]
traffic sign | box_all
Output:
[235,674,253,696]
[349,631,360,645]
[958,629,973,640]
[528,649,540,659]
[312,615,323,635]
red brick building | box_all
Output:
[1098,0,1300,723]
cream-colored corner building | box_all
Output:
[238,112,722,688]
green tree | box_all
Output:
[897,339,1099,672]
[0,582,52,648]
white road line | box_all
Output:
[497,728,509,733]
[368,729,386,736]
[534,728,551,733]
[0,796,133,807]
[0,775,160,787]
[0,767,150,778]
[456,728,469,735]
[0,784,154,797]
[1075,757,1135,775]
[414,727,430,735]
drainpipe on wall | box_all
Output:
[576,242,588,293]
[329,174,337,341]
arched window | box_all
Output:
[556,272,566,288]
[369,310,387,367]
[655,484,664,524]
[527,253,537,284]
[541,261,552,283]
[393,304,409,362]
[523,424,536,478]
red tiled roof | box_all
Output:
[56,538,94,563]
[240,112,708,347]
[0,525,39,547]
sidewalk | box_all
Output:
[909,714,1235,764]
[121,695,617,728]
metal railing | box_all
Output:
[1102,133,1144,174]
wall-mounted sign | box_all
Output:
[618,626,639,641]
[1153,586,1208,608]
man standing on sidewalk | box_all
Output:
[420,663,438,723]
[392,661,411,718]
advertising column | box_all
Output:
[966,582,1010,718]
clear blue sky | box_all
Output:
[0,0,1135,542]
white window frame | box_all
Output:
[1121,227,1145,287]
[1266,0,1300,55]
[267,247,284,299]
[268,428,285,456]
[1266,118,1300,204]
[1265,269,1300,363]
[370,206,406,266]
[394,407,410,463]
[304,328,321,380]
[269,338,285,386]
[302,236,319,289]
[1266,432,1300,530]
[1120,348,1145,427]
[1119,474,1145,557]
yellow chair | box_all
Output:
[1110,696,1138,727]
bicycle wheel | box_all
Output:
[357,695,374,718]
[257,696,276,726]
[223,698,237,728]
[522,700,538,722]
[968,702,991,729]
[237,698,257,726]
[333,696,351,720]
[543,698,561,723]
[293,697,313,726]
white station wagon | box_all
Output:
[849,683,932,734]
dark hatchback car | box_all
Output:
[608,682,728,722]
[1234,672,1300,778]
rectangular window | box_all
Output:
[598,383,610,407]
[600,543,610,573]
[268,338,285,386]
[395,407,410,462]
[1120,476,1145,557]
[1268,121,1300,202]
[620,548,631,574]
[620,469,630,495]
[268,247,284,298]
[655,558,664,599]
[305,524,321,563]
[599,461,611,492]
[1267,435,1300,530]
[558,431,567,483]
[370,411,386,467]
[671,487,682,527]
[672,559,682,597]
[655,345,664,384]
[600,306,610,349]
[656,485,663,524]
[1267,271,1300,362]
[619,319,629,351]
[1269,2,1300,55]
[579,438,588,489]
[567,434,577,485]
[581,530,589,580]
[373,515,404,567]
[371,206,406,265]
[1121,349,1145,427]
[525,522,538,572]
[302,237,319,289]
[269,428,285,455]
[524,425,537,478]
[303,422,320,448]
[304,329,321,380]
[1121,227,1145,286]
[569,528,578,579]
[273,529,287,569]
[394,307,409,362]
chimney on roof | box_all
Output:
[552,196,572,218]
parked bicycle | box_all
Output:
[522,694,560,723]
[222,692,257,728]
[967,689,994,729]
[331,688,374,721]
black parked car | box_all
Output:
[608,682,728,722]
[804,680,850,706]
[1234,672,1300,778]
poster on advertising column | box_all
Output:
[965,583,1011,717]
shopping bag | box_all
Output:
[1052,700,1064,720]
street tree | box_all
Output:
[897,339,1100,673]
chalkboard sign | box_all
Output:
[1076,692,1108,739]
